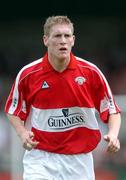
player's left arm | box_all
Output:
[104,113,121,153]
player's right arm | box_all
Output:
[7,113,38,151]
[5,63,40,150]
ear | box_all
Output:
[43,35,49,47]
[72,35,75,47]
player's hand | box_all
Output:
[104,134,120,153]
[20,130,39,151]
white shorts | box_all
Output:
[23,149,95,180]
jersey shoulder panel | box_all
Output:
[16,58,43,84]
[75,56,98,71]
[75,56,105,80]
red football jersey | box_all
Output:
[5,53,120,154]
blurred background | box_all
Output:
[0,0,126,179]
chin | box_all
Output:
[59,54,69,60]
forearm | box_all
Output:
[103,113,121,153]
[6,113,27,137]
[107,113,121,138]
[6,113,38,150]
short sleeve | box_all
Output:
[92,67,121,123]
[5,73,29,121]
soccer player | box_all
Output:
[5,16,121,180]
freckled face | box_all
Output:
[43,24,75,61]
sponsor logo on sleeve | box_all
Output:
[13,98,18,107]
[100,96,109,113]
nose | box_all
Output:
[60,35,66,43]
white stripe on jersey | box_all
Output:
[30,106,99,132]
[76,56,116,114]
[8,58,43,114]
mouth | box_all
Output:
[59,47,67,52]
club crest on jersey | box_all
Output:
[42,81,49,89]
[75,76,86,85]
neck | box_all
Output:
[48,54,70,72]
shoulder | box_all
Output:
[16,57,43,83]
[75,56,98,70]
[75,56,104,76]
[75,56,108,84]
